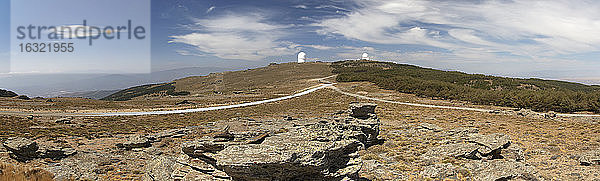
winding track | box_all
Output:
[2,74,599,117]
[331,86,600,117]
[0,83,333,117]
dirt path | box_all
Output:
[331,86,600,117]
[0,84,333,117]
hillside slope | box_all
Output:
[102,62,333,101]
[332,60,600,113]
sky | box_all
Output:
[6,0,150,74]
[2,0,600,82]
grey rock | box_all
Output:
[144,155,182,181]
[516,109,535,117]
[45,152,106,180]
[182,140,227,157]
[466,133,511,158]
[422,133,514,161]
[211,116,379,181]
[213,126,235,142]
[423,143,483,161]
[194,104,381,181]
[145,155,231,181]
[464,160,538,181]
[3,137,39,161]
[117,135,152,150]
[246,132,269,144]
[349,102,377,119]
[421,163,464,179]
[147,128,190,141]
[579,148,600,166]
[54,117,73,124]
[38,146,77,160]
[419,123,443,132]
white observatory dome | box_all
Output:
[361,53,369,60]
[297,52,306,63]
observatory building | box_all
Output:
[297,51,306,63]
[361,53,369,60]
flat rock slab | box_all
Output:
[579,148,600,166]
[116,135,152,150]
[3,137,38,161]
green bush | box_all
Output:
[0,89,17,97]
[101,83,177,101]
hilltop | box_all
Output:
[102,62,332,101]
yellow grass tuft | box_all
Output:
[0,162,54,181]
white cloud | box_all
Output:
[206,6,216,13]
[300,44,336,50]
[293,5,308,9]
[316,0,600,60]
[314,5,350,12]
[170,14,299,61]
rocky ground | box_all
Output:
[3,71,600,180]
[3,98,600,180]
[1,103,382,180]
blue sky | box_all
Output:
[6,0,150,74]
[3,0,600,82]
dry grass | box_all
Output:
[0,162,54,181]
[343,81,600,180]
[0,62,333,114]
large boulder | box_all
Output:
[116,135,152,150]
[3,137,39,161]
[184,103,381,180]
[466,133,511,158]
[349,103,377,119]
[211,120,369,180]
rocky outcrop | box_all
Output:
[410,123,539,180]
[147,128,190,140]
[182,103,381,180]
[145,154,231,181]
[38,146,77,160]
[3,137,39,161]
[578,148,600,166]
[116,135,152,150]
[349,102,377,119]
[3,137,76,161]
[54,117,73,124]
[465,160,538,180]
[117,128,191,150]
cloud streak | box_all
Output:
[316,0,600,60]
[170,14,299,61]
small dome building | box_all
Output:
[361,53,369,60]
[297,51,306,63]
